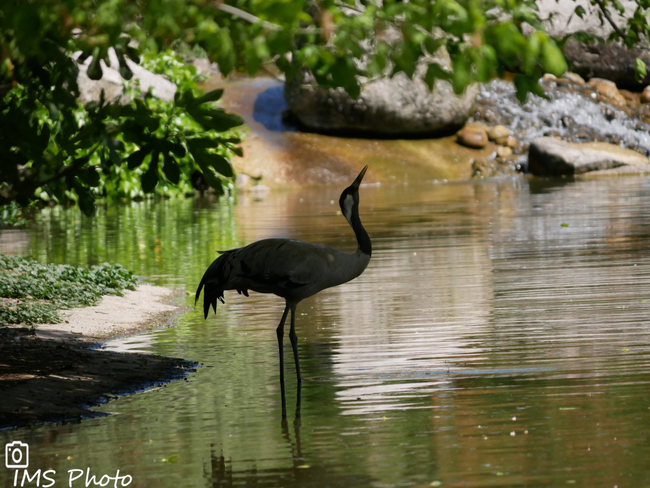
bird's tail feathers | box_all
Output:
[195,250,236,319]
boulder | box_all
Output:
[534,0,650,88]
[284,69,478,137]
[528,137,650,176]
[563,38,650,89]
[77,48,177,104]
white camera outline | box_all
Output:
[5,441,29,469]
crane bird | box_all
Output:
[196,165,371,414]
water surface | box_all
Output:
[3,176,650,487]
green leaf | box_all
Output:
[117,52,133,80]
[87,48,103,80]
[635,58,647,83]
[72,179,96,216]
[80,168,101,187]
[127,148,150,170]
[424,37,444,55]
[188,141,234,178]
[162,154,180,185]
[125,46,141,64]
[188,89,224,108]
[39,124,50,150]
[141,151,159,193]
[105,137,125,166]
[513,74,546,102]
[424,62,451,91]
[187,107,244,132]
[168,141,187,158]
[574,5,586,18]
[186,137,221,149]
[195,151,233,178]
[174,89,195,108]
[540,37,567,76]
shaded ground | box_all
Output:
[0,284,196,430]
[0,327,196,429]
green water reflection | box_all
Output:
[3,176,650,487]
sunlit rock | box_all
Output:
[487,125,510,141]
[528,137,650,176]
[284,69,478,137]
[77,48,177,104]
[586,78,627,107]
[456,126,488,149]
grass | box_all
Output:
[0,254,139,325]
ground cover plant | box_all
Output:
[0,254,139,325]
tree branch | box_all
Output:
[593,0,626,39]
[216,3,283,31]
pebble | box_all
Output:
[562,72,586,85]
[496,146,513,157]
[487,125,510,141]
[495,136,518,148]
[586,78,627,106]
[641,85,650,103]
[457,126,488,149]
[619,89,637,104]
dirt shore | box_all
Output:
[0,285,196,430]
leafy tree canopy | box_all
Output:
[1,0,648,216]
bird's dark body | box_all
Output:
[195,165,371,416]
[196,238,370,317]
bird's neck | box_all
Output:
[350,209,372,257]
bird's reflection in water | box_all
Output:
[205,384,373,487]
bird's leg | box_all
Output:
[288,303,301,384]
[276,304,290,418]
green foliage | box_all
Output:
[0,303,61,325]
[635,58,647,83]
[0,254,139,325]
[0,200,34,228]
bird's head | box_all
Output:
[339,165,368,224]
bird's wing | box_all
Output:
[234,239,334,291]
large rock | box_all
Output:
[563,39,650,88]
[528,137,650,176]
[534,0,650,87]
[77,48,177,104]
[284,69,478,137]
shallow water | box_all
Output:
[3,176,650,487]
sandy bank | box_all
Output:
[34,284,184,342]
[0,284,196,430]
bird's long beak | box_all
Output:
[351,165,368,189]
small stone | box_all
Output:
[487,125,510,141]
[457,126,488,149]
[496,146,513,158]
[542,73,557,82]
[562,72,585,85]
[619,89,638,104]
[236,173,251,189]
[495,136,518,148]
[586,78,627,106]
[641,86,650,103]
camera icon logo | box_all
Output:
[5,441,29,469]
